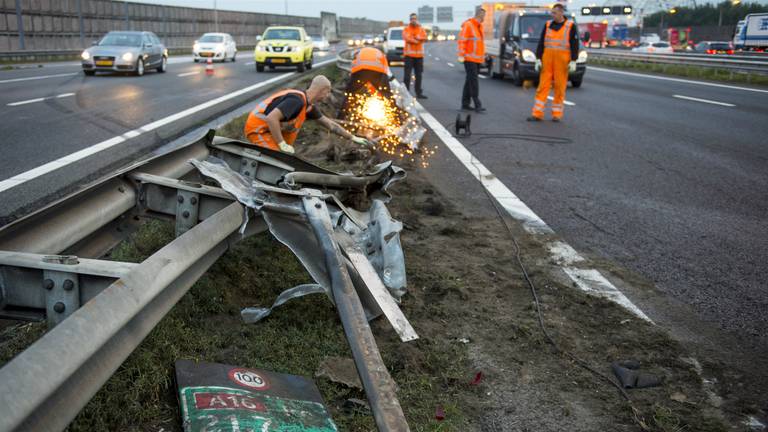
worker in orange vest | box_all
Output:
[403,13,428,99]
[528,3,579,122]
[343,47,395,117]
[244,75,370,154]
[458,7,486,112]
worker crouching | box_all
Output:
[244,75,371,154]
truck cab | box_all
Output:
[486,9,587,87]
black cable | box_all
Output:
[465,152,651,431]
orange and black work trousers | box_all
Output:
[531,49,570,120]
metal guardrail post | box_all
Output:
[303,195,410,432]
[0,202,245,432]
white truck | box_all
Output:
[734,13,768,51]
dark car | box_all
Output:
[694,41,734,55]
[81,31,167,76]
[487,9,586,87]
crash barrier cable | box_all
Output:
[461,141,652,431]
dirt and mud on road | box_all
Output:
[0,65,759,431]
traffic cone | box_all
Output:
[205,57,214,76]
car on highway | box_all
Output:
[363,34,375,45]
[632,41,674,54]
[383,26,405,63]
[193,32,237,62]
[254,26,313,72]
[485,8,587,87]
[309,34,330,51]
[694,41,734,55]
[347,35,364,46]
[81,31,167,76]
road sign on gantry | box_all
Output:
[581,5,632,15]
[418,5,435,23]
[437,6,453,23]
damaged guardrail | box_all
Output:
[0,130,416,431]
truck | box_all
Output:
[485,8,587,87]
[735,13,768,51]
[579,22,607,48]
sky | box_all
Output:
[132,0,766,29]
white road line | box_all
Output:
[590,66,768,95]
[245,61,255,66]
[0,72,78,84]
[479,75,488,79]
[447,62,455,67]
[177,71,200,77]
[434,57,440,61]
[7,93,75,106]
[547,96,575,106]
[0,58,335,193]
[415,102,651,322]
[672,94,735,107]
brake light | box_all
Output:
[727,50,734,55]
[706,49,714,54]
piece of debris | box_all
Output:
[435,406,446,421]
[316,356,363,390]
[175,359,338,431]
[611,360,662,389]
[670,391,688,403]
[457,337,470,344]
[470,371,484,386]
[744,416,767,431]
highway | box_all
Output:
[0,48,338,223]
[414,42,768,389]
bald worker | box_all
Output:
[244,75,370,154]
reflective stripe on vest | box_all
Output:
[247,89,308,145]
[459,19,484,61]
[543,20,572,52]
[404,26,425,57]
[351,48,388,73]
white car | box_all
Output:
[193,32,237,62]
[632,41,674,54]
[383,27,405,63]
[309,34,330,51]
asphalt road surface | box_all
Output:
[412,42,768,389]
[0,48,338,223]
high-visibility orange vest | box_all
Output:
[543,19,574,52]
[458,17,485,63]
[351,47,389,74]
[244,89,308,151]
[403,24,426,58]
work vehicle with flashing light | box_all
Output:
[193,32,237,62]
[485,8,587,88]
[81,31,168,76]
[254,26,313,72]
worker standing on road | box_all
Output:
[244,75,370,154]
[457,7,486,112]
[528,4,579,122]
[403,13,428,99]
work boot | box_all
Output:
[460,105,473,111]
[526,116,542,122]
[417,94,428,99]
[552,117,561,122]
[475,106,486,113]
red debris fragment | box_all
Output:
[435,406,445,421]
[470,371,484,386]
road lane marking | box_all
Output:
[415,101,651,322]
[447,62,455,67]
[590,66,768,95]
[245,61,255,66]
[547,96,575,106]
[434,57,440,61]
[0,72,78,84]
[672,94,735,107]
[479,75,488,79]
[7,93,75,106]
[177,71,200,77]
[0,58,335,193]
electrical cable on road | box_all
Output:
[454,130,651,431]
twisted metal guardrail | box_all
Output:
[0,124,414,431]
[587,49,768,76]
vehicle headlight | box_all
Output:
[256,45,266,52]
[122,52,133,62]
[347,40,354,45]
[81,51,90,60]
[577,50,588,63]
[521,49,536,63]
[193,43,200,52]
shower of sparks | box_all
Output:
[343,82,437,168]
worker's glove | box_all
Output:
[351,136,372,147]
[534,59,542,72]
[568,61,577,73]
[277,141,295,154]
[457,56,465,63]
